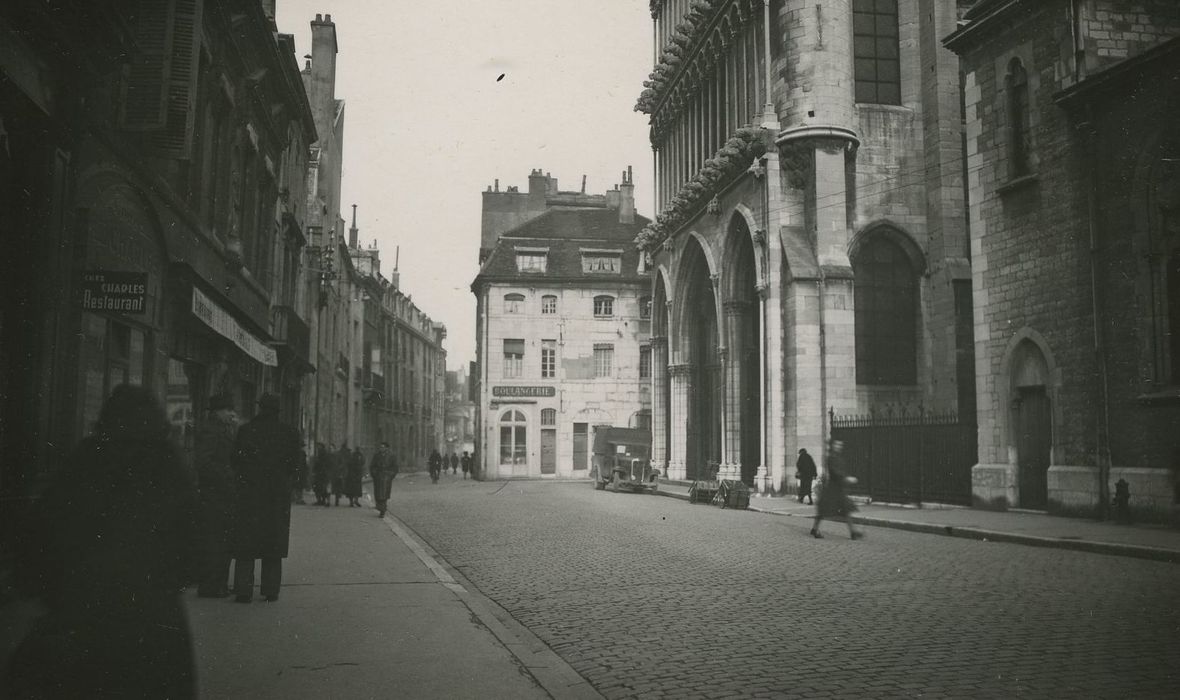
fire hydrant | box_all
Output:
[1113,478,1131,524]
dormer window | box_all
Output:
[516,247,548,273]
[581,248,623,274]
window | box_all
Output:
[639,296,652,319]
[594,344,614,378]
[541,294,557,314]
[499,409,527,465]
[503,338,524,378]
[541,339,556,378]
[853,235,917,385]
[853,0,900,105]
[516,252,547,273]
[541,408,556,426]
[593,295,614,317]
[639,345,652,379]
[503,293,525,314]
[1005,57,1031,178]
[582,254,621,273]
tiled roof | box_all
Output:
[474,207,651,286]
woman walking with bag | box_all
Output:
[811,439,864,540]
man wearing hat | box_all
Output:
[795,447,817,506]
[230,393,301,602]
[194,393,238,597]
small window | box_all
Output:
[593,344,614,378]
[593,295,614,317]
[639,345,651,379]
[582,254,621,273]
[541,408,556,426]
[541,295,557,315]
[503,293,525,314]
[541,339,556,379]
[1005,57,1031,178]
[639,296,652,319]
[503,338,524,378]
[516,252,547,273]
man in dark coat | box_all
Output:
[369,441,399,517]
[231,393,301,602]
[461,451,471,480]
[811,439,863,540]
[428,449,443,483]
[795,448,817,506]
[449,451,459,475]
[332,442,350,506]
[194,393,237,597]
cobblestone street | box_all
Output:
[388,475,1180,699]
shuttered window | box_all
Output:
[120,0,205,158]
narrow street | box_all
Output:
[385,475,1180,699]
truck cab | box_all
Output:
[590,426,657,493]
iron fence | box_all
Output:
[829,406,977,506]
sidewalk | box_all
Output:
[656,480,1180,563]
[186,490,601,700]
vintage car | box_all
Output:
[590,426,658,493]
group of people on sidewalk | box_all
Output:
[428,449,473,483]
[307,442,367,507]
[7,385,303,697]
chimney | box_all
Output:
[619,165,635,224]
[581,174,586,193]
[309,13,338,137]
[528,168,548,210]
[348,204,358,248]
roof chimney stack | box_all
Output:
[618,165,635,224]
[349,204,358,248]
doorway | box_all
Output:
[1016,386,1051,509]
[541,428,556,474]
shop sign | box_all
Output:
[79,270,147,314]
[492,386,555,398]
[191,286,277,366]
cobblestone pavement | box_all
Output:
[387,476,1180,699]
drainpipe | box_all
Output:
[1083,103,1112,520]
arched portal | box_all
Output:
[723,214,762,486]
[1009,339,1052,509]
[679,236,721,479]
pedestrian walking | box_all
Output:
[795,448,817,506]
[346,446,365,507]
[332,442,349,506]
[461,451,471,480]
[8,385,197,698]
[449,451,459,475]
[369,441,399,517]
[292,444,309,505]
[811,439,863,540]
[194,393,238,598]
[312,442,331,506]
[428,449,443,483]
[231,393,302,602]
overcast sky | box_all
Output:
[274,1,656,372]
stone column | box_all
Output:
[650,336,669,475]
[667,363,692,481]
[721,300,747,480]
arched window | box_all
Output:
[499,410,527,465]
[854,235,917,385]
[503,293,525,314]
[1006,57,1031,177]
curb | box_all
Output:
[656,489,1180,564]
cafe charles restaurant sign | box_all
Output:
[79,270,147,314]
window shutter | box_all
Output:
[121,0,204,159]
[120,1,173,130]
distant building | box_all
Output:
[445,368,476,457]
[350,214,447,469]
[946,1,1180,519]
[472,168,651,479]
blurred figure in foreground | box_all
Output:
[8,384,197,698]
[195,393,237,598]
[811,439,864,540]
[231,393,301,603]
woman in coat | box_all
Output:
[811,439,864,540]
[331,442,349,506]
[345,447,365,507]
[312,442,331,505]
[9,385,197,698]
